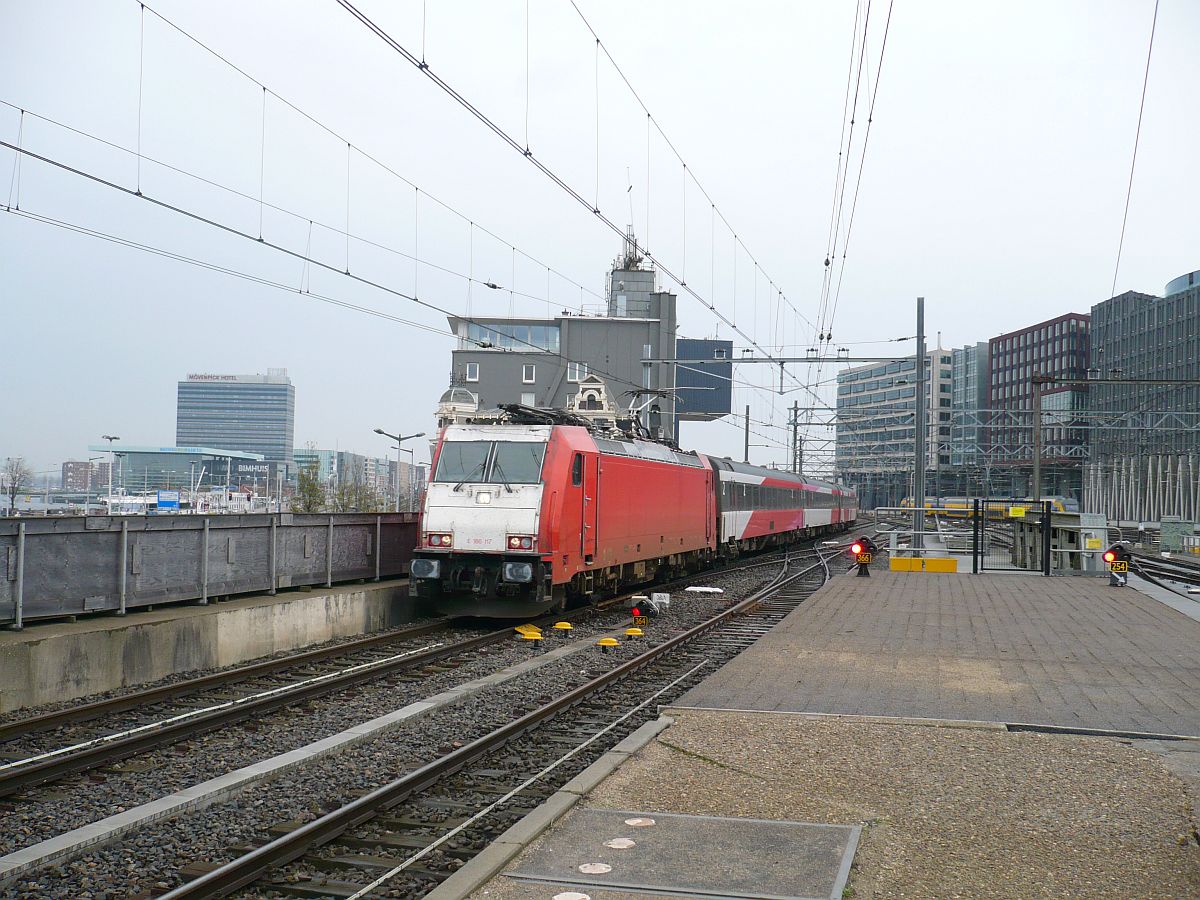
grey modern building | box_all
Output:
[834,349,953,508]
[176,369,296,468]
[1083,271,1200,522]
[949,342,990,470]
[675,338,734,423]
[985,313,1090,498]
[1089,278,1200,456]
[85,444,267,494]
[442,241,731,444]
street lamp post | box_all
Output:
[101,435,120,510]
[373,429,425,512]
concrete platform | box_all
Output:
[0,579,414,712]
[437,570,1200,899]
[677,569,1200,736]
[451,711,1200,900]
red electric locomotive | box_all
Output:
[409,421,856,617]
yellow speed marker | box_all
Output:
[597,637,619,653]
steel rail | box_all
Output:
[0,544,819,798]
[0,619,454,743]
[0,626,508,800]
[162,555,822,898]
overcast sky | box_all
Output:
[3,0,1196,475]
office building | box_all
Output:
[176,369,296,468]
[834,349,953,508]
[1084,270,1200,522]
[61,460,110,492]
[85,444,267,494]
[442,235,732,444]
[949,342,990,464]
[985,313,1090,497]
[1089,275,1200,456]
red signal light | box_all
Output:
[631,607,641,617]
[851,543,863,555]
[1103,550,1116,563]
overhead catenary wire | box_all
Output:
[4,206,458,340]
[1110,0,1159,299]
[133,0,608,308]
[2,146,660,409]
[335,0,824,413]
[0,99,571,311]
[825,0,894,331]
[566,0,814,335]
[3,135,683,415]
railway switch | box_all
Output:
[1102,544,1131,587]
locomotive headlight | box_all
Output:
[507,534,536,550]
[426,533,452,548]
[503,562,534,583]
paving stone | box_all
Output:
[678,571,1200,736]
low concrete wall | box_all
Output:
[0,580,415,713]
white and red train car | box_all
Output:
[409,423,856,616]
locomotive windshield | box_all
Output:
[433,440,546,485]
[433,441,491,484]
[489,442,545,484]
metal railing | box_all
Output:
[1,513,418,628]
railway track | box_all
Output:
[0,622,494,799]
[1131,553,1200,593]
[0,548,807,804]
[0,619,454,744]
[161,549,834,899]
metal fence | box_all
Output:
[975,499,1051,574]
[1,513,419,627]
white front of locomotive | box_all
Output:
[409,425,552,613]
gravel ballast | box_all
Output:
[503,710,1200,899]
[1,566,781,896]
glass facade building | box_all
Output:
[1090,280,1200,459]
[950,342,990,468]
[834,350,953,508]
[987,314,1090,462]
[176,370,295,466]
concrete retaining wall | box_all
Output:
[0,580,415,713]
